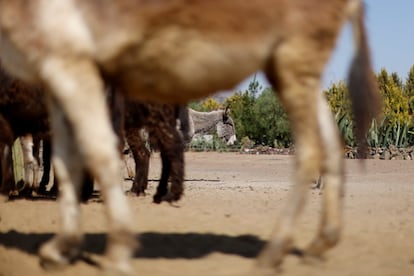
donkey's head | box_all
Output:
[217,106,237,145]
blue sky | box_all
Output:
[234,0,414,92]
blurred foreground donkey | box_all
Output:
[0,0,380,275]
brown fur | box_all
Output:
[120,89,186,203]
[0,0,380,274]
[0,114,13,195]
[0,65,184,202]
[0,63,51,195]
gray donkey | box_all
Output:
[188,107,237,145]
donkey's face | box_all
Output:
[217,110,236,145]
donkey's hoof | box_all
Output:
[153,194,163,204]
[125,190,144,197]
[257,239,293,268]
[129,185,147,197]
[36,185,48,195]
[170,186,183,201]
[39,236,81,270]
[39,245,71,270]
[153,190,181,204]
[301,253,325,265]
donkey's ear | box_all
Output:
[224,105,230,115]
[222,106,231,122]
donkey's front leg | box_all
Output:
[38,56,136,275]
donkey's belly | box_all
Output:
[116,30,272,103]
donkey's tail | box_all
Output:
[347,0,381,157]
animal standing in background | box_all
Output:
[0,63,51,196]
[124,100,187,203]
[0,113,13,193]
[125,106,236,198]
[0,66,184,202]
[0,63,95,199]
[0,0,380,275]
[188,107,237,145]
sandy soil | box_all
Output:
[0,152,414,276]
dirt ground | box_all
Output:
[0,151,414,276]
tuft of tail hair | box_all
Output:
[347,0,382,158]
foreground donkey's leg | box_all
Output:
[304,92,344,258]
[39,100,84,268]
[38,57,135,275]
[258,35,340,267]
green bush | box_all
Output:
[324,67,414,148]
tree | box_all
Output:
[189,97,220,112]
[378,69,412,147]
[391,72,403,89]
[225,90,256,141]
[252,88,291,147]
[200,97,220,111]
[324,80,354,145]
[404,65,414,95]
[225,80,291,147]
[324,68,413,147]
[404,65,414,115]
[224,75,262,142]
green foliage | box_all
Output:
[224,79,292,147]
[325,67,414,148]
[404,65,414,115]
[391,72,403,89]
[189,97,220,112]
[225,89,256,140]
[324,81,355,146]
[189,134,235,152]
[190,74,292,147]
[191,66,414,150]
[375,69,412,147]
[240,136,255,150]
[188,135,215,152]
[252,88,291,146]
[201,97,220,111]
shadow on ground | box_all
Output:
[0,230,265,259]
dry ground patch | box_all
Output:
[0,152,413,275]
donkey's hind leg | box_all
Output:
[152,121,184,204]
[165,129,185,202]
[304,91,344,258]
[153,149,171,204]
[257,35,342,268]
[126,128,150,196]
